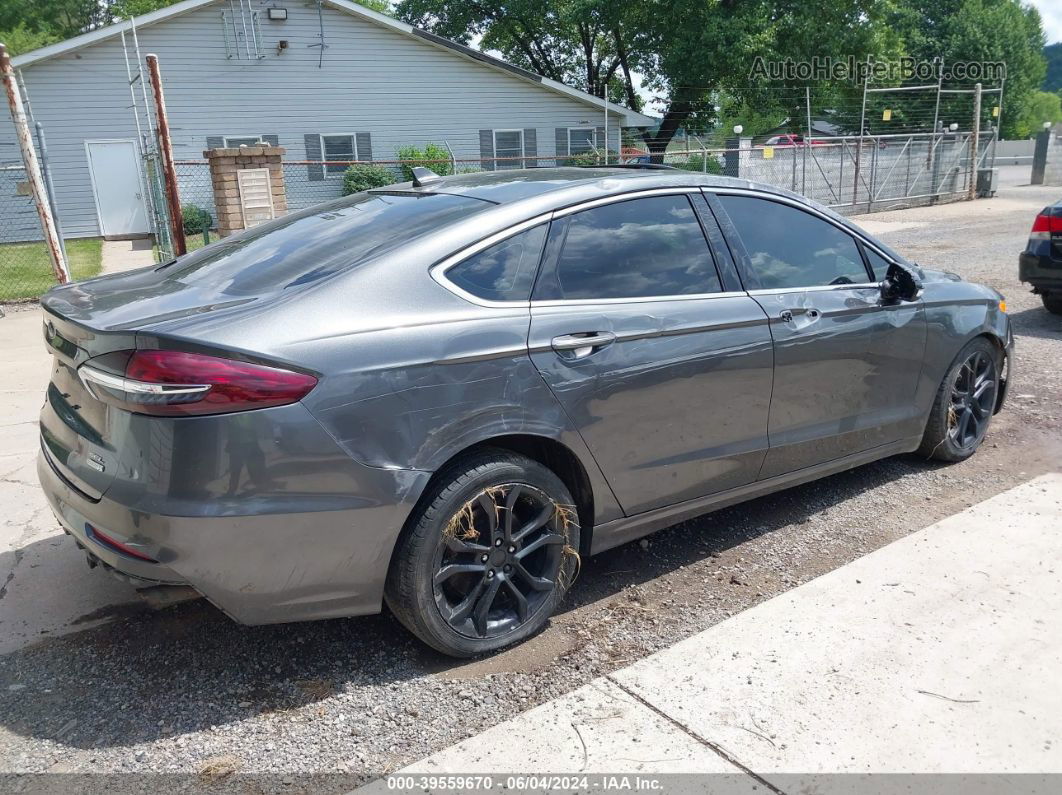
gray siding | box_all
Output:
[1,0,624,240]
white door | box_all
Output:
[85,140,150,237]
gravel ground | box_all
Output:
[1,176,1060,789]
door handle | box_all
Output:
[551,332,616,357]
[779,308,821,323]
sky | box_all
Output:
[1028,0,1062,44]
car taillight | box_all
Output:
[79,350,317,416]
[1030,212,1061,240]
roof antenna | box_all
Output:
[411,167,441,187]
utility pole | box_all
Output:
[146,54,186,256]
[0,44,69,284]
[968,82,982,200]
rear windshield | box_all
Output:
[160,192,489,296]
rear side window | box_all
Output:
[162,192,489,296]
[550,195,721,300]
[719,195,870,289]
[445,224,547,302]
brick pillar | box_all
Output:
[204,145,287,237]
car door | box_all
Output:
[527,190,774,515]
[710,191,927,479]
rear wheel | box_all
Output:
[385,451,580,657]
[918,337,1001,462]
[1042,292,1062,315]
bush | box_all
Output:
[342,163,397,195]
[562,150,620,167]
[674,153,723,174]
[181,204,212,234]
[396,143,454,180]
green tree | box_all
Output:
[892,0,1046,139]
[398,0,643,109]
[1045,43,1062,93]
[1016,89,1062,138]
[0,23,60,55]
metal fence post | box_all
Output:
[854,56,870,206]
[968,82,981,200]
[0,44,68,284]
[33,121,68,264]
[146,54,186,256]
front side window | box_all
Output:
[863,246,892,281]
[493,130,524,170]
[719,195,870,289]
[568,128,595,155]
[550,195,721,300]
[322,135,357,176]
[446,224,547,302]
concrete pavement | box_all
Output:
[386,474,1062,782]
[100,238,154,275]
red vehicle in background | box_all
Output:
[763,134,829,147]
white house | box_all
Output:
[1,0,652,242]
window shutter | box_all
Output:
[479,129,495,171]
[206,135,224,150]
[523,128,537,167]
[555,128,567,165]
[356,132,373,162]
[261,134,279,147]
[304,134,324,181]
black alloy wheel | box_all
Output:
[948,348,998,451]
[433,483,567,639]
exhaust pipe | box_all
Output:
[136,585,202,610]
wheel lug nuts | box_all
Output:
[486,569,495,579]
[507,545,516,553]
[480,554,489,563]
[494,538,503,547]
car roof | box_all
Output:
[375,167,796,205]
[369,167,910,265]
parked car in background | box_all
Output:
[38,168,1012,657]
[763,134,829,147]
[1019,199,1062,314]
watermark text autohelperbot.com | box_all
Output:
[749,56,1005,84]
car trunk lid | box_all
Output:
[39,309,139,499]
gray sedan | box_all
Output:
[37,168,1012,656]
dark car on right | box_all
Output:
[1020,199,1062,314]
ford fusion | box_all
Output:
[38,168,1012,656]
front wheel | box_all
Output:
[918,337,1001,462]
[385,451,580,657]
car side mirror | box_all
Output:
[879,261,922,304]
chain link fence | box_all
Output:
[164,130,994,250]
[0,161,61,302]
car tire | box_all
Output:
[1042,292,1062,315]
[918,337,1002,462]
[385,450,580,658]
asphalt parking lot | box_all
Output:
[1,168,1060,781]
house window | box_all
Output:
[321,135,358,176]
[224,135,267,147]
[568,127,595,155]
[493,130,524,169]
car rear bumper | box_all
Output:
[38,435,431,625]
[1019,250,1062,291]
